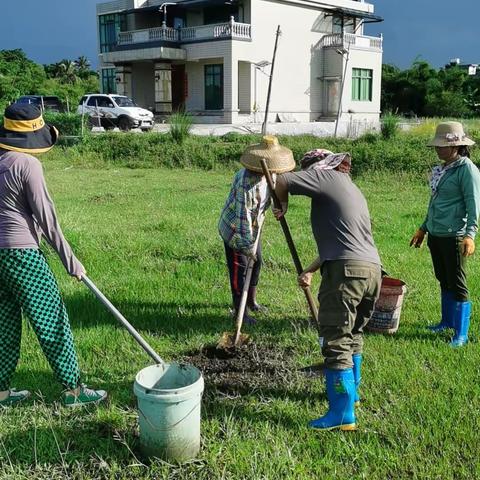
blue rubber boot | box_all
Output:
[308,369,356,431]
[352,354,362,406]
[429,291,455,332]
[450,301,471,347]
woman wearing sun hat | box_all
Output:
[0,103,107,406]
[410,121,480,347]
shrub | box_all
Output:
[169,112,193,144]
[381,113,400,139]
[43,111,85,137]
[356,131,381,144]
[43,130,450,176]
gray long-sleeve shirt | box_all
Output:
[0,150,84,276]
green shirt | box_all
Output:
[421,157,480,239]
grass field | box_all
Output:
[1,157,480,480]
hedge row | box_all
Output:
[44,129,480,176]
[0,112,85,137]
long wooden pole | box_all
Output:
[260,159,320,334]
[261,25,281,136]
[233,211,266,346]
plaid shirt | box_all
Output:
[218,168,271,253]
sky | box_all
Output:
[0,0,478,70]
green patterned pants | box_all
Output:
[0,249,80,390]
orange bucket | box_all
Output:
[366,276,407,334]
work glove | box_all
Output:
[462,237,475,256]
[410,229,426,248]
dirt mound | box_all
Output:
[183,343,300,395]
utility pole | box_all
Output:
[334,46,350,138]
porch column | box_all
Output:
[115,65,132,97]
[223,51,238,123]
[154,62,172,113]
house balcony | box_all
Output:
[180,21,251,43]
[321,32,383,51]
[116,19,252,48]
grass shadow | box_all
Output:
[9,369,134,406]
[64,292,308,339]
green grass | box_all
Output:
[1,158,480,479]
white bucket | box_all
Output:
[133,362,204,462]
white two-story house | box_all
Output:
[96,0,383,132]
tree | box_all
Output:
[55,60,79,85]
[382,59,479,118]
[74,56,92,80]
[0,49,99,112]
[0,49,46,109]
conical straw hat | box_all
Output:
[240,135,295,173]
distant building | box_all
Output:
[446,58,480,77]
[95,0,383,130]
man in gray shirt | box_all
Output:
[274,149,382,431]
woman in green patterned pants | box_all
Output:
[0,104,107,407]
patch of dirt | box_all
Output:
[183,342,300,396]
[88,192,117,204]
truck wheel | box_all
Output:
[118,116,132,131]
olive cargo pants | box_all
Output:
[318,259,382,370]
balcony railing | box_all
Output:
[321,33,383,50]
[118,26,179,45]
[116,20,252,47]
[180,21,251,41]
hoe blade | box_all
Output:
[217,331,250,350]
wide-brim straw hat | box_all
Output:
[0,104,58,154]
[240,135,295,173]
[427,121,475,147]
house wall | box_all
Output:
[341,47,382,117]
[228,0,381,124]
[184,41,234,122]
[131,62,155,110]
[184,57,224,108]
[231,0,332,122]
[97,0,133,14]
[238,61,251,113]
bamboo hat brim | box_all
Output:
[240,135,295,173]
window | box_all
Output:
[332,14,356,34]
[87,96,113,108]
[101,69,117,94]
[332,15,343,34]
[352,68,373,101]
[99,14,126,53]
[204,64,223,110]
[173,17,185,29]
[112,96,136,107]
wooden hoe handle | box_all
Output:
[260,159,320,333]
